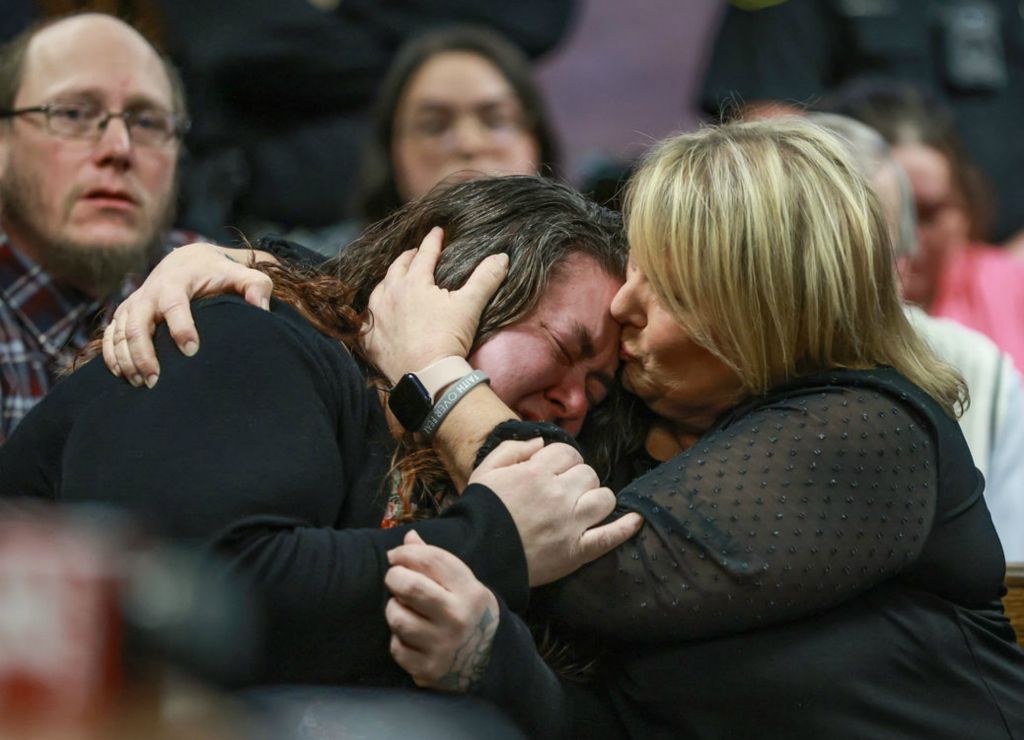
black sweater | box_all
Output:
[0,296,529,685]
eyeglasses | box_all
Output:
[401,107,531,149]
[0,101,189,147]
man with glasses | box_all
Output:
[0,13,194,442]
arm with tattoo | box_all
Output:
[433,604,499,692]
[384,530,500,692]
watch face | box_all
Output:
[388,373,432,431]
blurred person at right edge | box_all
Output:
[808,111,1024,561]
[362,118,1024,738]
[821,80,1024,375]
[700,0,1024,258]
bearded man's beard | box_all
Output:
[0,166,174,299]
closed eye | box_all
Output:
[586,373,614,407]
[553,336,574,365]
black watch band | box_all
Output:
[387,373,434,432]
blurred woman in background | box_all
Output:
[295,25,559,254]
[824,80,1024,372]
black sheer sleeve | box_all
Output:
[540,382,940,642]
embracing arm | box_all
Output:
[103,238,324,388]
[538,382,941,642]
[101,229,506,483]
[384,533,627,739]
[104,228,548,483]
[44,297,530,683]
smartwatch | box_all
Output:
[387,357,472,432]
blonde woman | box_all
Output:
[364,119,1024,737]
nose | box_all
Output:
[451,116,491,157]
[92,116,133,168]
[610,277,638,324]
[545,378,589,436]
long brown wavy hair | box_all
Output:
[263,175,629,518]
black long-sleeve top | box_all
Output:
[475,368,1024,738]
[0,296,529,686]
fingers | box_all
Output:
[388,631,437,689]
[458,253,509,312]
[472,437,545,475]
[386,596,440,670]
[122,314,160,388]
[214,260,274,308]
[385,567,450,635]
[404,529,426,546]
[405,227,506,311]
[406,227,444,282]
[379,246,419,288]
[387,540,474,593]
[572,486,618,526]
[105,248,274,388]
[102,320,121,377]
[556,461,601,492]
[112,311,143,387]
[387,630,428,687]
[525,441,586,476]
[576,511,645,565]
[242,273,273,312]
[384,535,500,692]
[162,299,200,359]
[385,567,499,691]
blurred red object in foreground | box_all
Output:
[0,515,122,722]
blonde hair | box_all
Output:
[624,118,966,416]
[805,112,918,261]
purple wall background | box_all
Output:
[535,0,726,183]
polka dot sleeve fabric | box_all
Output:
[546,386,939,642]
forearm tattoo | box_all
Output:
[436,605,499,692]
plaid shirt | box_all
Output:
[0,230,199,443]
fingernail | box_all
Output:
[386,550,395,564]
[112,364,122,378]
[183,340,199,357]
[145,374,158,389]
[131,374,143,387]
[260,297,270,311]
